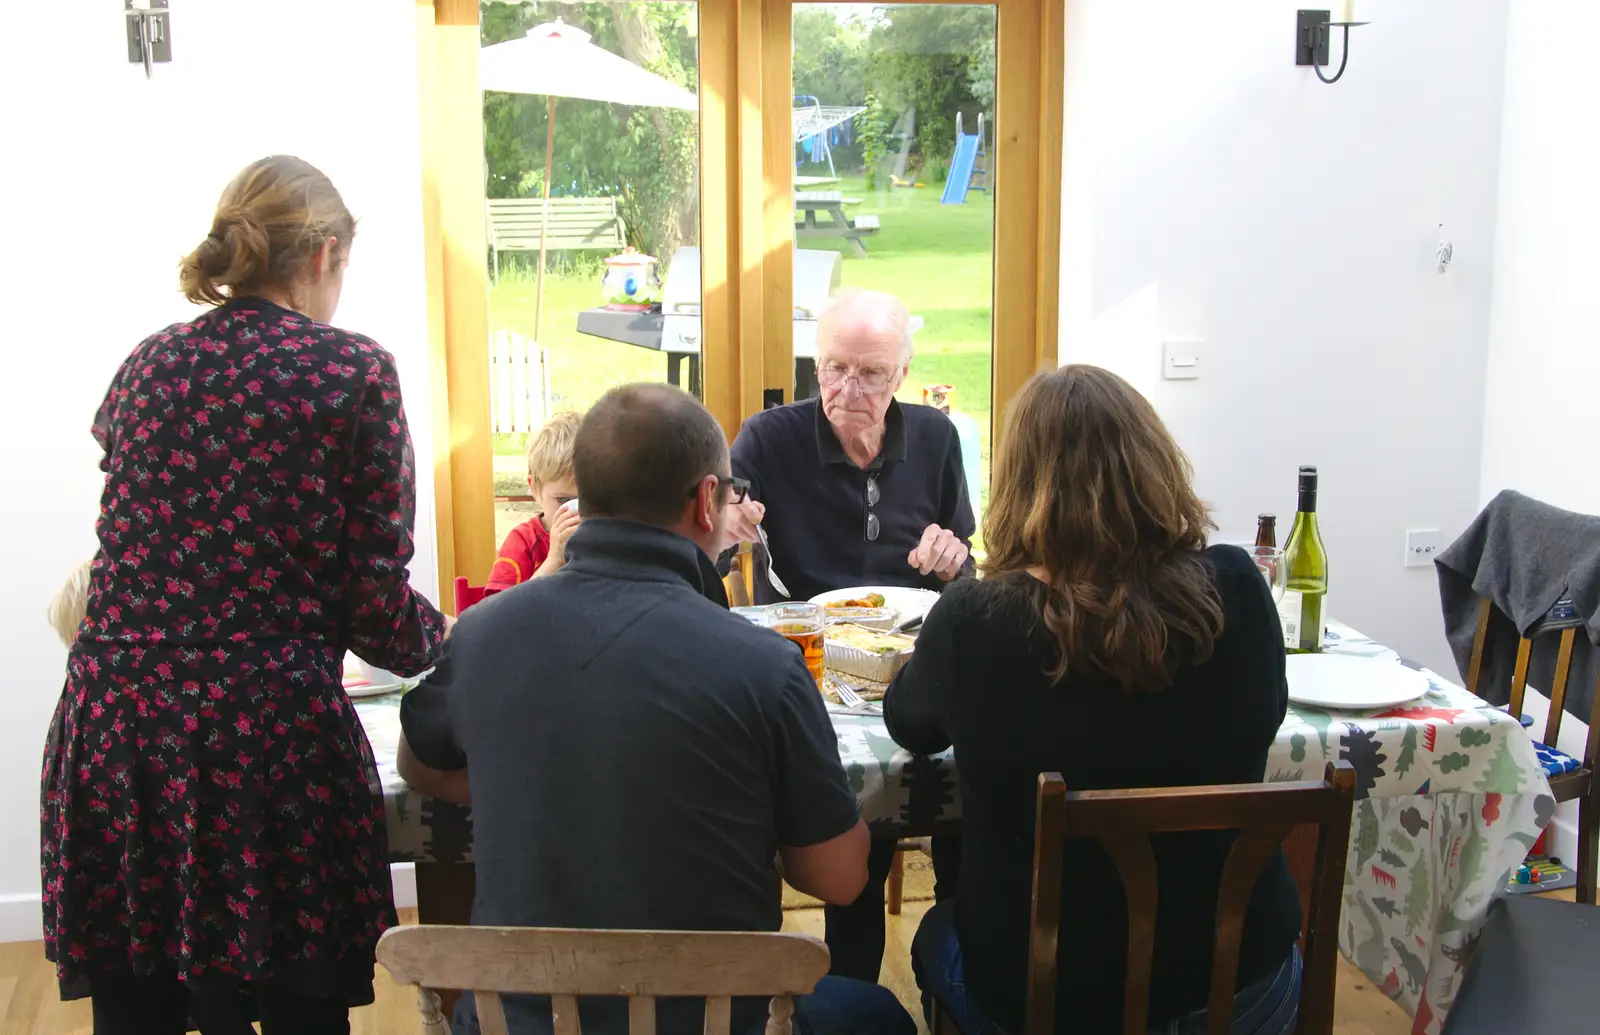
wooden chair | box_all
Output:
[935,762,1356,1035]
[378,925,831,1035]
[454,575,490,615]
[1465,595,1600,903]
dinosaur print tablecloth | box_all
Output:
[356,620,1550,1034]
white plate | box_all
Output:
[345,681,404,699]
[810,586,942,624]
[1285,654,1429,711]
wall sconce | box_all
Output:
[1296,7,1370,85]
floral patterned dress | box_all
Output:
[40,297,447,1003]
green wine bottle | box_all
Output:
[1280,466,1328,654]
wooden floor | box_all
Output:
[0,903,1414,1035]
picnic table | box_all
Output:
[358,619,1552,1034]
[795,190,879,257]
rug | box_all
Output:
[783,845,936,910]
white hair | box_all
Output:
[818,288,914,367]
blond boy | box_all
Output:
[486,412,583,592]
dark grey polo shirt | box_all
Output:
[400,518,859,1035]
[730,398,975,603]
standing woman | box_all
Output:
[41,156,449,1034]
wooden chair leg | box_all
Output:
[1578,789,1599,906]
[887,848,905,916]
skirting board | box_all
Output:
[0,863,419,945]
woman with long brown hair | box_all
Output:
[40,156,448,1034]
[885,365,1300,1035]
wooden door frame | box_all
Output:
[417,0,1063,604]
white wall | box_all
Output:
[0,1,436,942]
[1478,0,1600,862]
[1480,2,1600,515]
[1059,0,1509,679]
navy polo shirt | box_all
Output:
[730,398,975,603]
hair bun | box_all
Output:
[178,155,355,307]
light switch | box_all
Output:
[1163,340,1201,380]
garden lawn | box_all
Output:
[488,173,996,524]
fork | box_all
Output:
[754,524,790,598]
[832,680,865,708]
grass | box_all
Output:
[487,173,996,520]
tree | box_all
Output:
[1402,845,1431,934]
[866,5,994,178]
[479,1,698,259]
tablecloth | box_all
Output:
[356,620,1551,1034]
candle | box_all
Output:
[1333,0,1356,23]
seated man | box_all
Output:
[721,288,972,981]
[398,383,916,1035]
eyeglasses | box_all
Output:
[864,474,880,542]
[817,363,895,394]
[689,475,750,505]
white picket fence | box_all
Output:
[489,330,550,434]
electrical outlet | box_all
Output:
[1404,528,1443,569]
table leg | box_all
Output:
[415,862,477,1020]
[666,353,683,388]
[689,355,702,397]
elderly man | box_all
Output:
[398,384,914,1035]
[722,288,972,983]
[723,288,975,597]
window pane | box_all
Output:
[791,3,996,542]
[479,1,701,546]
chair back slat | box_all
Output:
[1465,597,1493,694]
[1098,834,1158,1035]
[630,996,657,1035]
[1026,762,1357,1035]
[553,994,583,1035]
[703,996,733,1035]
[1543,627,1579,746]
[1206,827,1292,1035]
[1026,774,1067,1035]
[1508,635,1533,721]
[378,926,830,1000]
[477,990,511,1035]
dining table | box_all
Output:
[355,619,1553,1035]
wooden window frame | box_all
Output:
[416,0,1062,606]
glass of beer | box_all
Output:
[766,602,825,687]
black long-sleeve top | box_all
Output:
[884,544,1302,1033]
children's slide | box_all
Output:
[940,111,988,205]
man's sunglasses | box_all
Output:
[687,475,751,504]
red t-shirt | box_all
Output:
[487,516,551,591]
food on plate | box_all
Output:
[824,606,892,622]
[827,593,886,610]
[827,624,914,656]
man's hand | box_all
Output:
[536,506,583,576]
[721,499,767,554]
[909,524,969,581]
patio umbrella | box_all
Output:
[480,20,698,343]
